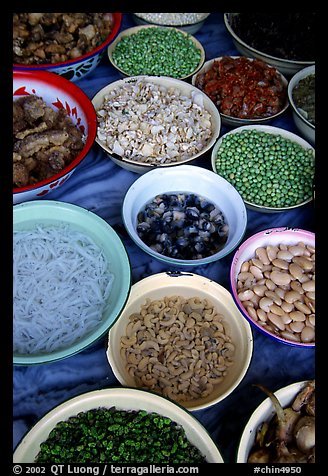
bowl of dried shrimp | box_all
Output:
[192,56,288,127]
[13,200,131,365]
[106,272,253,411]
[13,70,97,204]
[237,380,315,463]
[230,227,315,348]
[92,75,221,174]
[13,13,122,81]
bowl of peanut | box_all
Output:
[106,271,253,411]
[230,227,315,347]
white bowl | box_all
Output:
[13,200,131,365]
[230,227,315,348]
[132,13,211,34]
[108,25,205,80]
[192,56,288,127]
[122,165,247,266]
[107,272,253,411]
[13,387,224,463]
[288,65,315,145]
[237,380,313,462]
[211,124,315,212]
[92,76,221,174]
[224,13,315,76]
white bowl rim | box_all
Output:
[121,164,248,265]
[287,65,315,130]
[13,200,132,365]
[223,13,315,67]
[192,55,289,124]
[108,24,205,80]
[236,380,313,462]
[107,271,254,411]
[211,124,315,212]
[92,75,221,169]
[229,226,315,348]
[13,386,224,463]
[132,13,211,27]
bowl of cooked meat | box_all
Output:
[192,56,288,127]
[13,13,122,81]
[13,70,97,204]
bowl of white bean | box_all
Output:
[13,200,131,365]
[92,75,221,174]
[106,271,253,411]
[230,227,315,347]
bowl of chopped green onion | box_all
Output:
[288,65,315,145]
[107,25,205,80]
[211,125,315,212]
[13,387,224,463]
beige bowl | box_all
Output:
[13,387,224,463]
[108,25,205,80]
[192,56,289,127]
[106,272,253,411]
[92,75,221,174]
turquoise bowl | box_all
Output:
[13,200,131,365]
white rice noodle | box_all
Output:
[13,225,114,355]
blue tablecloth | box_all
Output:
[13,13,315,463]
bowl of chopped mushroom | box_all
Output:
[13,13,122,81]
[13,70,97,204]
[92,75,221,173]
[230,227,315,347]
[106,272,253,411]
[237,380,315,463]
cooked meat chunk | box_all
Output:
[13,95,85,188]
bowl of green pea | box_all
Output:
[211,125,315,212]
[107,25,205,80]
[13,387,224,463]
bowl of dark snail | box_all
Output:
[237,380,315,463]
[122,165,247,267]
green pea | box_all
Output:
[215,129,314,208]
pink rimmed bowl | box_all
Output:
[230,227,315,348]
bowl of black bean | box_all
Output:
[13,387,224,463]
[122,164,247,266]
[224,13,316,76]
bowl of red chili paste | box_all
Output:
[192,56,288,127]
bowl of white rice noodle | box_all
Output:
[13,200,131,365]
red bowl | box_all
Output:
[13,13,122,81]
[13,70,97,203]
